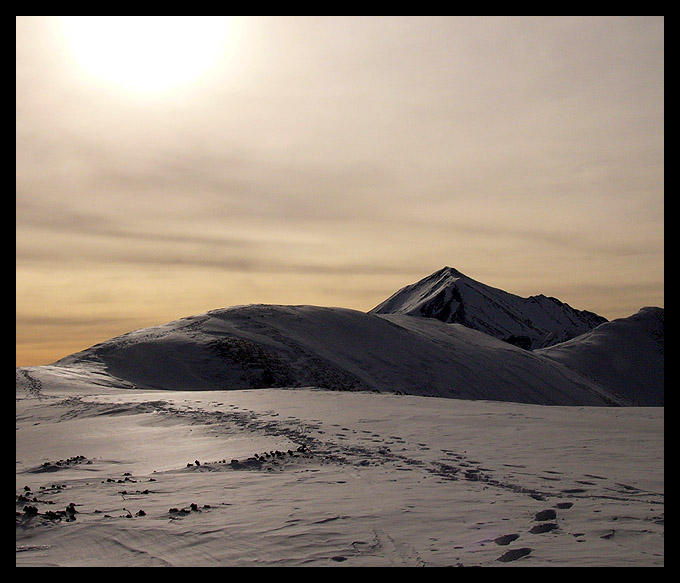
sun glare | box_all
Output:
[61,16,231,93]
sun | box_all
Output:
[61,16,231,93]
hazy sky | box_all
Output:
[16,16,664,366]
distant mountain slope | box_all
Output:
[370,267,608,349]
[50,304,625,406]
[536,307,664,406]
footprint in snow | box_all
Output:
[529,523,558,534]
[496,547,533,562]
[494,533,520,546]
[534,509,557,521]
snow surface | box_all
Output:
[16,380,663,567]
[370,267,608,349]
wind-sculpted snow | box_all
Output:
[15,387,664,566]
[45,304,624,406]
[370,267,607,349]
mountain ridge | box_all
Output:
[16,268,663,406]
[42,302,660,406]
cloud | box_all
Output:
[16,17,664,365]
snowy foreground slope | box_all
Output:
[16,383,663,567]
[370,267,607,349]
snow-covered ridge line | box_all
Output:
[16,268,662,406]
[25,302,654,406]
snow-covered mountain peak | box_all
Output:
[370,267,607,349]
[432,265,464,277]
